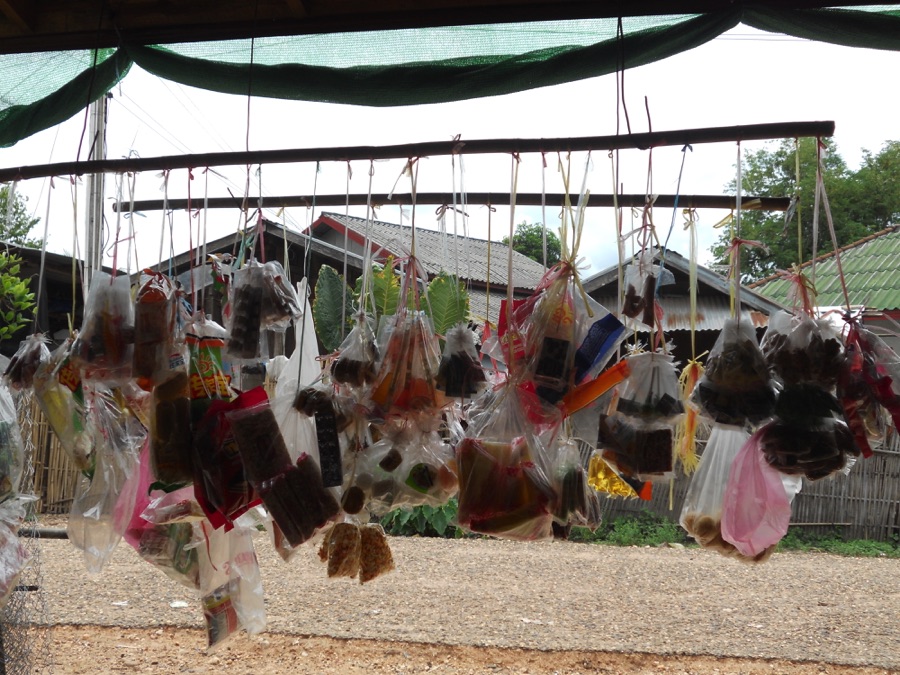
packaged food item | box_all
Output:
[258,260,302,331]
[150,369,194,486]
[323,522,361,578]
[0,496,33,611]
[843,322,900,433]
[587,453,652,500]
[3,333,50,392]
[331,316,379,388]
[226,263,265,360]
[359,523,395,584]
[837,345,885,458]
[614,351,684,420]
[293,385,348,488]
[435,323,486,399]
[597,414,674,478]
[456,388,556,541]
[0,382,26,502]
[33,338,93,472]
[621,251,675,326]
[572,296,626,386]
[528,272,577,403]
[71,271,134,382]
[761,311,844,389]
[185,315,233,423]
[133,271,179,388]
[691,318,776,426]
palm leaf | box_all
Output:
[312,265,354,352]
[426,271,468,337]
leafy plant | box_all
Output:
[312,264,355,352]
[0,252,35,340]
[380,499,461,538]
[425,271,468,337]
[569,510,691,547]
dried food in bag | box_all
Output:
[258,260,302,330]
[844,322,900,431]
[198,523,265,651]
[185,315,233,423]
[757,417,858,481]
[597,414,674,478]
[72,271,134,382]
[837,346,885,458]
[150,370,194,485]
[359,523,395,583]
[331,317,379,387]
[371,311,442,413]
[133,271,179,386]
[621,252,675,325]
[3,334,50,391]
[293,386,348,488]
[324,522,361,578]
[721,429,800,558]
[226,263,265,360]
[0,383,25,501]
[615,351,684,420]
[691,318,775,426]
[529,274,577,403]
[436,323,486,398]
[761,311,844,388]
[587,453,651,500]
[33,338,93,472]
[680,424,774,563]
[226,387,294,486]
[551,439,591,525]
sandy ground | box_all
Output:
[21,521,900,674]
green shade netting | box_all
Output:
[1,6,900,148]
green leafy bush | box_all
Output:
[0,252,34,341]
[380,499,461,538]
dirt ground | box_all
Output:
[25,519,900,674]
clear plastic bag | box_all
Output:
[837,345,886,458]
[293,385,350,488]
[72,271,134,383]
[133,271,179,388]
[721,428,801,558]
[0,496,34,611]
[370,311,442,414]
[317,521,395,584]
[331,315,379,389]
[258,260,302,331]
[456,389,556,541]
[226,263,266,361]
[0,382,26,501]
[691,318,776,426]
[185,314,233,421]
[621,251,675,326]
[572,296,626,386]
[149,369,194,486]
[3,333,50,392]
[597,413,675,479]
[197,522,266,651]
[844,322,900,432]
[435,323,486,399]
[67,386,145,573]
[614,351,684,420]
[761,310,845,389]
[33,337,93,472]
[680,424,776,563]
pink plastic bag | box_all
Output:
[721,429,798,558]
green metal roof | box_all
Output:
[751,227,900,310]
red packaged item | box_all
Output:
[133,271,179,389]
[72,271,134,383]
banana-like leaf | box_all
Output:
[369,258,401,330]
[313,265,354,352]
[426,271,468,338]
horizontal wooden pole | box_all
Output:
[113,192,790,212]
[0,121,835,183]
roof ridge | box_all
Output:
[748,224,900,289]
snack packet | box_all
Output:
[436,323,486,399]
[133,271,179,388]
[3,333,50,392]
[72,271,134,383]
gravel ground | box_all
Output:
[28,519,900,674]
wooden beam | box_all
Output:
[0,120,836,183]
[0,0,35,32]
[112,193,791,213]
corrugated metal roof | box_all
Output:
[315,212,548,290]
[592,294,769,331]
[751,226,900,310]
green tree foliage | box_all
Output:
[501,221,561,266]
[712,138,900,281]
[0,185,40,247]
[0,253,35,340]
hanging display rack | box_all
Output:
[0,120,834,183]
[113,192,791,213]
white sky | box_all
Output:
[1,26,899,279]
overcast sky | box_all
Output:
[1,26,899,279]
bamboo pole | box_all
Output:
[0,121,835,183]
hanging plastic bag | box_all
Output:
[197,522,266,651]
[331,315,379,389]
[614,351,684,420]
[226,262,265,360]
[259,260,303,332]
[0,382,26,502]
[679,424,775,563]
[185,314,233,423]
[837,345,886,458]
[3,333,50,392]
[0,496,34,611]
[293,385,350,488]
[456,387,556,541]
[720,428,801,558]
[150,369,194,486]
[843,321,900,432]
[761,310,844,389]
[371,310,442,415]
[550,437,598,528]
[33,337,93,472]
[72,271,134,382]
[691,318,776,427]
[67,386,145,573]
[317,521,395,584]
[133,270,179,389]
[621,250,675,326]
[435,323,486,399]
[572,295,626,386]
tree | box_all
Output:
[0,184,40,247]
[501,221,561,266]
[711,138,900,281]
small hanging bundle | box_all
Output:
[331,314,379,389]
[0,382,26,503]
[621,248,675,327]
[3,333,50,392]
[72,271,135,383]
[435,322,486,399]
[133,270,180,389]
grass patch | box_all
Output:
[777,526,900,558]
[569,510,692,547]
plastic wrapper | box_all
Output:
[0,382,25,501]
[330,316,379,388]
[614,352,684,420]
[436,323,486,399]
[317,522,394,583]
[67,386,145,573]
[226,388,294,486]
[150,369,194,485]
[621,252,675,326]
[72,271,134,382]
[527,273,577,403]
[347,426,458,517]
[33,338,93,472]
[293,385,350,488]
[185,315,233,424]
[133,271,179,388]
[3,333,50,392]
[550,438,598,527]
[0,496,34,611]
[456,389,556,541]
[837,346,886,458]
[680,424,775,563]
[198,523,265,651]
[597,414,675,478]
[226,263,265,360]
[844,322,900,434]
[757,416,859,481]
[587,453,652,500]
[721,429,801,558]
[761,311,845,388]
[691,318,776,426]
[572,296,627,386]
[370,311,442,414]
